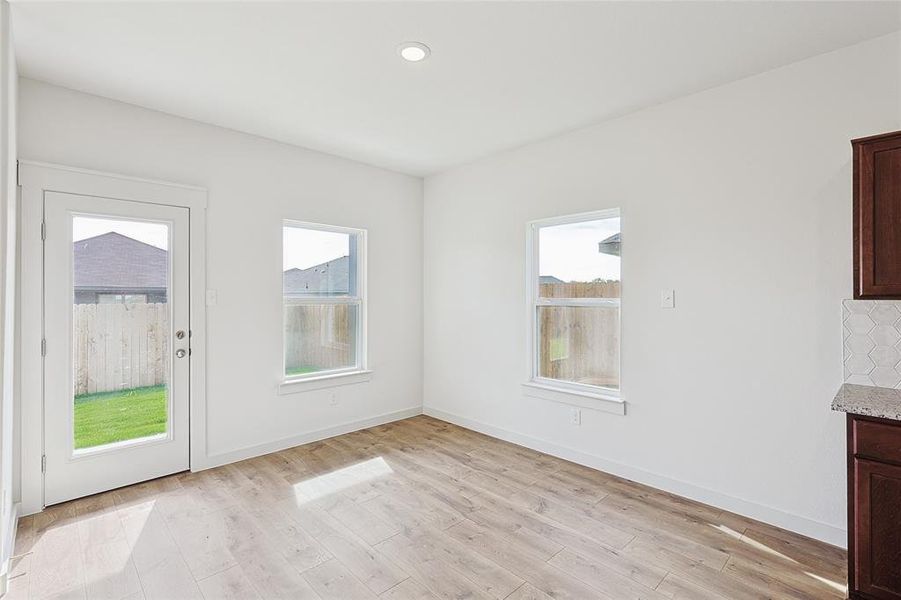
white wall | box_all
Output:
[0,0,16,591]
[18,79,423,474]
[423,33,901,547]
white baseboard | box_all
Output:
[0,502,21,598]
[195,406,423,471]
[423,406,847,549]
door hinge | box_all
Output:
[41,220,46,241]
[41,338,46,357]
[41,455,46,473]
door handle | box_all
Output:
[176,349,187,359]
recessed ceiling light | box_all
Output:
[398,42,430,63]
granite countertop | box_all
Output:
[832,383,901,421]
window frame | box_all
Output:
[281,219,368,384]
[526,208,622,403]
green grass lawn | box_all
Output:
[285,365,319,377]
[74,385,167,449]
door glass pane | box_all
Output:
[538,305,620,389]
[72,216,170,450]
[284,303,359,376]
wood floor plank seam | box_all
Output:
[376,576,413,598]
[542,547,566,564]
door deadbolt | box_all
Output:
[176,330,186,340]
[176,349,187,359]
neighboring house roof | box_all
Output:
[284,255,350,296]
[598,232,621,257]
[74,232,167,290]
[539,275,565,285]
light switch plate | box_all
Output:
[206,289,218,306]
[661,289,675,309]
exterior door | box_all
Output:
[43,190,190,505]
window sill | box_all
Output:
[521,381,625,415]
[278,370,372,395]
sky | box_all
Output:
[283,226,349,270]
[72,216,616,280]
[539,217,620,282]
[73,216,169,250]
[72,219,350,270]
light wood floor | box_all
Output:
[7,416,847,600]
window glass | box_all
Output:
[283,227,356,298]
[538,218,620,299]
[283,224,363,378]
[533,213,620,392]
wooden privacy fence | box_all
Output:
[538,281,620,389]
[284,302,355,373]
[538,305,620,388]
[540,280,620,299]
[72,283,618,394]
[73,303,169,396]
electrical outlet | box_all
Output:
[660,289,675,309]
[329,392,338,406]
[570,407,581,426]
[206,289,218,306]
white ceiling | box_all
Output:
[11,2,901,176]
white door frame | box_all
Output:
[18,161,207,515]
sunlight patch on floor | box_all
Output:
[805,571,847,594]
[78,500,152,588]
[709,524,743,539]
[293,456,393,502]
[710,524,800,564]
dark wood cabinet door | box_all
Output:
[853,457,901,599]
[854,131,901,298]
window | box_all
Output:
[283,221,366,380]
[528,210,621,397]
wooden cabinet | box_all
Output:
[848,414,901,599]
[853,131,901,298]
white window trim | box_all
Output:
[521,381,625,415]
[282,220,368,389]
[525,208,623,410]
[278,369,373,395]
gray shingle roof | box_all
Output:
[598,232,621,257]
[75,232,354,297]
[74,232,167,290]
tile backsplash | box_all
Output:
[843,299,901,388]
